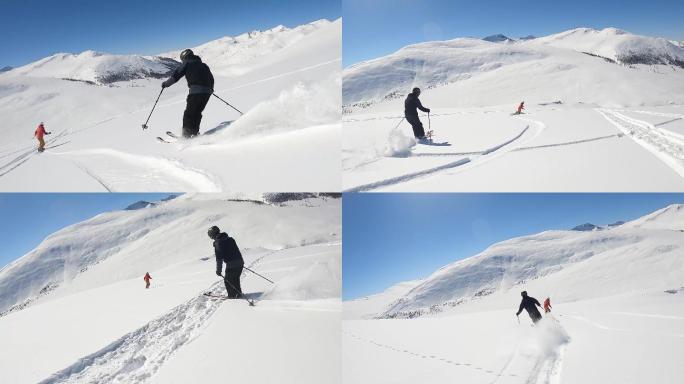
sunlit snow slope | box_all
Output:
[343,28,684,191]
[0,194,341,384]
[343,204,684,384]
[0,19,341,192]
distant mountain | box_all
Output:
[483,34,514,43]
[0,66,12,73]
[519,35,537,40]
[343,27,684,106]
[124,201,157,210]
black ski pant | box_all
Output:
[405,114,425,138]
[223,266,243,298]
[528,309,542,323]
[182,93,211,138]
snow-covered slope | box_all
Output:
[342,27,684,192]
[343,27,684,106]
[343,204,684,384]
[0,194,341,383]
[346,204,684,319]
[12,51,178,84]
[0,18,341,192]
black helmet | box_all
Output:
[180,49,194,61]
[207,226,220,239]
[412,87,421,95]
[521,291,528,297]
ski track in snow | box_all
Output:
[37,251,280,384]
[597,108,684,177]
[345,331,514,380]
[53,149,221,192]
[345,122,535,192]
[0,131,71,178]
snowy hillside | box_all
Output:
[0,194,341,383]
[344,204,684,384]
[12,51,178,84]
[0,18,341,192]
[347,204,684,319]
[343,27,684,192]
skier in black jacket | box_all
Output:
[404,87,431,139]
[516,291,543,323]
[162,49,214,138]
[208,225,244,298]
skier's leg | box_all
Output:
[223,275,235,297]
[406,116,425,138]
[38,137,45,151]
[193,94,211,135]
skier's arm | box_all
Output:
[215,251,223,276]
[417,99,430,113]
[516,301,524,316]
[534,298,542,308]
[162,63,187,88]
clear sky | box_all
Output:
[1,0,341,68]
[0,193,176,269]
[343,193,684,300]
[343,0,684,67]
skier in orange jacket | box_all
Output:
[34,122,51,152]
[543,297,552,313]
[144,272,152,289]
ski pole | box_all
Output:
[392,117,405,131]
[212,93,244,115]
[141,88,164,130]
[220,274,255,306]
[243,266,275,284]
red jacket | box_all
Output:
[35,124,47,139]
[543,298,551,310]
[144,273,152,282]
[517,102,525,113]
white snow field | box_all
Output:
[0,193,341,384]
[0,19,341,192]
[343,204,684,384]
[342,28,684,191]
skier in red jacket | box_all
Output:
[34,122,51,152]
[515,101,525,115]
[543,297,552,313]
[144,272,152,289]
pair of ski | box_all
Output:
[203,292,256,307]
[156,131,183,144]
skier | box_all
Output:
[34,122,51,152]
[404,87,431,140]
[161,49,214,138]
[208,225,245,298]
[143,272,152,289]
[514,101,525,115]
[516,291,543,323]
[543,297,552,313]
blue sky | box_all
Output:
[0,193,176,269]
[343,0,684,66]
[1,0,340,67]
[343,193,684,300]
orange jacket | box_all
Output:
[543,298,551,310]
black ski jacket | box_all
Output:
[163,55,214,94]
[404,93,430,117]
[517,295,542,318]
[214,232,244,274]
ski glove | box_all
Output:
[161,80,171,88]
[426,108,431,113]
[216,270,222,277]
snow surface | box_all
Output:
[343,204,684,383]
[0,194,341,384]
[0,19,341,192]
[342,28,684,191]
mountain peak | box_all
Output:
[483,34,514,43]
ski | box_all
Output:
[166,131,180,139]
[203,292,256,306]
[156,137,174,144]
